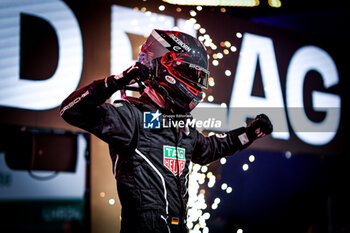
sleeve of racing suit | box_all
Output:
[59,75,137,147]
[191,127,251,165]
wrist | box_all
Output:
[237,127,257,147]
[228,127,254,150]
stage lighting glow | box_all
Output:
[220,103,227,108]
[162,0,260,7]
[188,163,211,231]
[221,183,228,190]
[202,212,210,220]
[220,157,227,164]
[201,165,208,173]
[210,44,217,50]
[203,227,209,233]
[190,10,197,17]
[242,163,249,171]
[212,60,219,66]
[206,172,213,178]
[194,23,201,30]
[208,175,216,188]
[208,78,215,87]
[249,155,255,162]
[108,198,115,205]
[268,0,282,8]
[285,151,292,159]
[225,70,232,76]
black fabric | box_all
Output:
[60,75,253,233]
[120,210,188,233]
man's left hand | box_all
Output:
[246,114,273,140]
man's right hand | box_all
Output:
[114,62,151,87]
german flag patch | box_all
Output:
[171,217,179,225]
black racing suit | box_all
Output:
[60,76,252,233]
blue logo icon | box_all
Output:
[143,110,161,129]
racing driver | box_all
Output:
[60,29,273,233]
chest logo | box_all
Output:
[163,145,186,176]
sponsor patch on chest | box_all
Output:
[163,145,186,176]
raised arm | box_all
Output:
[191,114,273,165]
[59,62,149,144]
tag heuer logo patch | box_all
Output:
[163,145,186,176]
